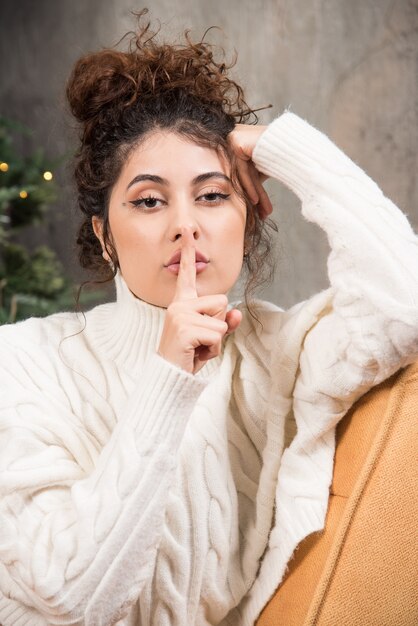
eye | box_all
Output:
[129,196,166,210]
[197,191,231,205]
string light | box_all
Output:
[19,190,28,199]
[0,162,9,172]
[43,171,53,181]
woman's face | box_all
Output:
[94,131,247,308]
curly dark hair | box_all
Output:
[66,9,277,301]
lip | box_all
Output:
[164,249,209,275]
[165,249,208,266]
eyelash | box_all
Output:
[129,191,231,211]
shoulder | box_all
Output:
[0,310,83,353]
[229,299,284,362]
[0,303,116,395]
[0,300,116,364]
[0,313,84,392]
[233,289,333,343]
[236,298,283,335]
[228,289,335,369]
[0,298,117,345]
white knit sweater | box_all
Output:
[0,113,417,626]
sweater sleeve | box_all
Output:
[253,112,418,419]
[0,332,206,626]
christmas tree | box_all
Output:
[0,117,103,324]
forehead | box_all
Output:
[120,130,230,181]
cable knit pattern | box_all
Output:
[0,112,417,626]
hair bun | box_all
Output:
[66,9,253,130]
[66,50,138,124]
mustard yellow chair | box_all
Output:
[257,361,418,626]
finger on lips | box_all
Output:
[174,226,198,302]
[160,222,242,373]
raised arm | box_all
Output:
[226,112,418,625]
[0,329,206,625]
[251,112,418,382]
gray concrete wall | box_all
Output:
[1,0,417,308]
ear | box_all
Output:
[92,216,110,262]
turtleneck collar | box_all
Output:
[87,272,221,378]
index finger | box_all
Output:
[173,227,198,302]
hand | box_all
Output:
[158,227,242,374]
[228,124,273,220]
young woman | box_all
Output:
[0,16,417,626]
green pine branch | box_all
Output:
[0,116,105,323]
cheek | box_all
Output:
[110,214,153,260]
[220,205,246,249]
[211,208,246,286]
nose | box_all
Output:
[168,204,201,242]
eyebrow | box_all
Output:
[126,171,231,191]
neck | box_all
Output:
[87,272,221,377]
[88,272,167,371]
